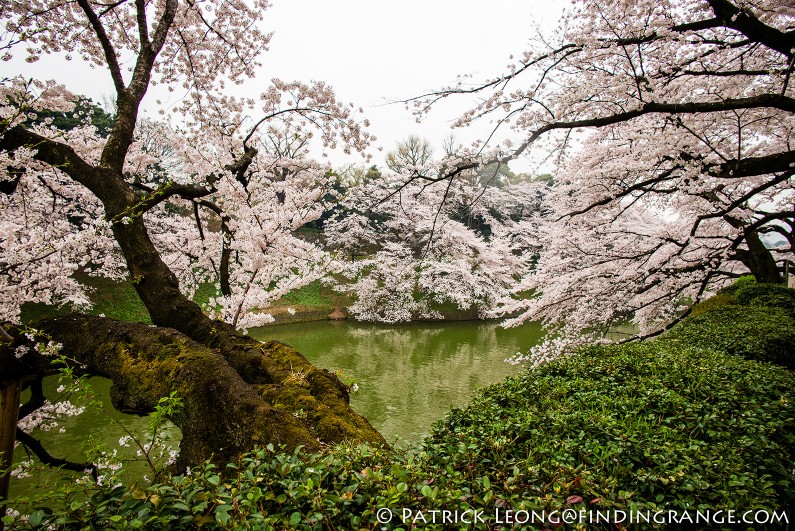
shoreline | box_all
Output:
[259,304,484,326]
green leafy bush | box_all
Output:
[426,342,794,517]
[667,305,795,369]
[716,275,757,296]
[9,443,506,530]
[687,292,734,316]
[734,283,795,314]
[671,282,795,369]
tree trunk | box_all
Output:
[0,380,21,522]
[106,201,217,342]
[31,315,384,468]
[737,231,782,284]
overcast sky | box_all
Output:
[263,0,567,170]
[11,0,567,171]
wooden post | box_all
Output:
[1,379,22,524]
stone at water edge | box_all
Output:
[328,307,348,320]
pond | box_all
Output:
[10,319,544,498]
[249,319,545,442]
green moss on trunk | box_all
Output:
[36,314,385,468]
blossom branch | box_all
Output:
[75,0,125,94]
[705,0,795,58]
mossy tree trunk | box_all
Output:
[6,315,383,469]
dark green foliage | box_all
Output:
[671,281,795,369]
[27,97,115,136]
[427,343,794,515]
[687,292,734,316]
[19,445,416,530]
[734,283,795,314]
[667,305,795,369]
[716,275,757,296]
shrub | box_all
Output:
[666,305,795,369]
[688,292,734,316]
[426,342,795,518]
[734,283,795,314]
[716,275,757,296]
[11,340,793,530]
[673,282,795,369]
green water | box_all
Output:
[249,319,545,442]
[9,319,543,498]
[9,377,180,498]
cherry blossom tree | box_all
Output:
[0,0,383,487]
[143,126,339,331]
[410,0,794,357]
[325,154,544,323]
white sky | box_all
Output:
[9,0,567,172]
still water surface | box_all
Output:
[249,319,545,441]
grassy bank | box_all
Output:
[19,275,478,326]
[19,276,351,326]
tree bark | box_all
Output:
[29,315,384,468]
[734,231,783,284]
[0,380,21,522]
[109,213,217,342]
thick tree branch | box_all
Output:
[119,180,217,221]
[33,315,384,468]
[708,149,795,178]
[690,171,793,236]
[103,0,177,170]
[193,199,234,296]
[16,429,97,477]
[17,377,45,421]
[75,0,126,94]
[17,428,97,479]
[0,126,100,194]
[508,94,795,161]
[147,0,178,62]
[135,0,150,48]
[225,145,258,188]
[706,0,795,58]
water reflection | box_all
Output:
[251,320,544,441]
[10,377,180,498]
